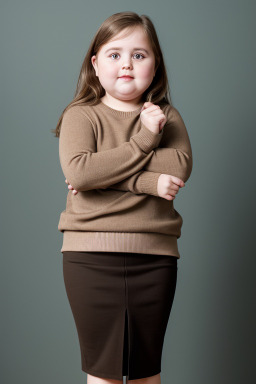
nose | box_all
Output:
[122,63,132,69]
[122,58,133,70]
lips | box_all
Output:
[119,76,133,78]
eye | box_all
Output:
[109,52,145,60]
[110,53,120,60]
[133,53,145,59]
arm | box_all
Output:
[59,106,163,192]
[107,105,193,196]
[106,170,162,197]
[143,105,193,182]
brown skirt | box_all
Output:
[62,251,178,381]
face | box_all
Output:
[91,26,156,105]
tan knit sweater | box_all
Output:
[58,100,193,258]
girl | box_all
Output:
[53,11,192,384]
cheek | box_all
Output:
[137,64,155,79]
[99,64,118,78]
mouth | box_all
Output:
[119,76,134,79]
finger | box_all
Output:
[164,194,173,201]
[65,179,68,184]
[145,109,163,116]
[169,187,179,195]
[68,184,73,190]
[159,116,167,128]
[159,120,166,130]
[165,194,175,200]
[72,190,78,195]
[140,102,155,112]
[170,176,185,188]
[143,101,154,107]
[141,105,160,114]
[169,184,179,192]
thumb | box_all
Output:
[140,101,154,112]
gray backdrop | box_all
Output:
[1,0,255,383]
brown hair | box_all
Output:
[52,11,173,137]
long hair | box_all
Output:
[52,11,173,137]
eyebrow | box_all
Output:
[104,47,149,54]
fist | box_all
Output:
[65,179,78,195]
[157,174,185,200]
[140,102,167,134]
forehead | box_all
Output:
[100,27,151,51]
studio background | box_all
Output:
[1,1,255,383]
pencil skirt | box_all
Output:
[62,251,178,381]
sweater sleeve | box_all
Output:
[106,106,193,196]
[142,106,193,182]
[59,106,163,192]
[105,170,162,197]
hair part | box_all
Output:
[52,11,173,137]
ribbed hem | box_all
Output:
[131,124,163,153]
[60,231,180,258]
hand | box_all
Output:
[140,102,167,134]
[157,174,185,201]
[65,179,78,195]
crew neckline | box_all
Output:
[97,100,143,118]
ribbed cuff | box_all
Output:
[138,171,162,197]
[131,124,163,153]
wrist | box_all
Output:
[138,171,162,197]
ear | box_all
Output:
[91,55,98,77]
